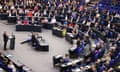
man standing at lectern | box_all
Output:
[3,31,9,50]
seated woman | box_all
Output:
[23,17,29,25]
[7,61,16,72]
[17,16,22,25]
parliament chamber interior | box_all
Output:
[0,0,120,72]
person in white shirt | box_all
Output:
[10,5,15,10]
[8,61,16,72]
[86,21,91,26]
[43,9,47,16]
[42,17,48,23]
[107,21,111,29]
[50,16,56,24]
[25,9,29,14]
[0,5,2,9]
[19,8,23,14]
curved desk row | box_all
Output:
[16,24,42,32]
[3,51,33,72]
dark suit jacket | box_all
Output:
[3,34,8,42]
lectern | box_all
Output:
[9,35,15,50]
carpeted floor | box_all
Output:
[0,20,72,72]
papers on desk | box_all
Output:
[73,59,82,63]
[67,33,74,37]
[55,55,62,58]
[53,27,63,31]
[6,54,12,57]
[39,40,49,45]
[61,62,72,67]
[53,27,58,30]
[61,58,84,67]
[23,66,33,72]
[85,65,91,69]
[70,47,76,51]
[8,16,16,17]
[72,68,81,72]
[72,65,91,72]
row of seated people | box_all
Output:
[68,51,120,72]
[52,5,120,71]
[16,16,57,32]
[65,17,119,71]
[17,16,57,25]
[0,2,119,33]
[53,32,120,72]
[0,51,26,72]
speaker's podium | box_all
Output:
[9,35,15,50]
